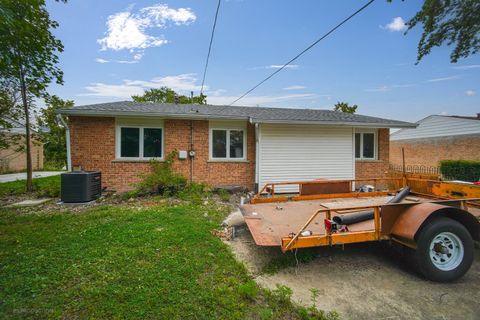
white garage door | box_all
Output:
[258,124,355,193]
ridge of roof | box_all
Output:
[57,101,417,128]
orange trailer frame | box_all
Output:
[243,178,480,253]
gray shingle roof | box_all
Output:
[58,101,416,128]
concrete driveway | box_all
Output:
[229,228,480,320]
[0,171,64,183]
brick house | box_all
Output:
[0,119,44,173]
[390,114,480,168]
[57,102,415,192]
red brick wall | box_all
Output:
[69,116,255,192]
[390,134,480,167]
[355,128,390,179]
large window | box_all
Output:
[210,128,245,160]
[355,131,376,160]
[118,126,163,159]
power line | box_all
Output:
[229,0,376,106]
[200,0,222,96]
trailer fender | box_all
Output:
[390,203,480,247]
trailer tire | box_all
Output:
[415,217,473,282]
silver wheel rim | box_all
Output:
[429,232,464,271]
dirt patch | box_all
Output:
[228,227,480,320]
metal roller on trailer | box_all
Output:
[240,177,480,282]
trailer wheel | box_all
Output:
[415,217,473,282]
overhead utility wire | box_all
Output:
[200,0,222,97]
[229,0,376,106]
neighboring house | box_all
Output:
[57,102,415,192]
[0,119,44,173]
[390,114,480,167]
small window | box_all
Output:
[355,131,376,160]
[118,126,163,159]
[210,128,245,160]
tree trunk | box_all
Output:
[19,65,33,192]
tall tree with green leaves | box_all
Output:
[0,0,65,191]
[333,102,358,114]
[37,96,73,168]
[132,87,207,104]
[0,79,23,150]
[402,0,480,63]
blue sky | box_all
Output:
[45,0,479,122]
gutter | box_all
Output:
[248,119,418,129]
[56,114,72,172]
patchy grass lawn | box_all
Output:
[0,200,338,319]
[0,175,60,198]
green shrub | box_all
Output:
[136,152,187,195]
[439,160,480,182]
[238,280,259,300]
[177,182,212,204]
[217,188,231,202]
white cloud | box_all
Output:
[465,90,476,96]
[81,74,203,98]
[95,57,139,64]
[381,17,407,32]
[452,64,480,70]
[252,64,300,70]
[365,83,415,92]
[283,85,306,90]
[427,76,459,82]
[95,58,110,63]
[97,4,196,60]
[267,64,299,70]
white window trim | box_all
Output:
[355,129,378,160]
[116,125,164,160]
[209,127,247,161]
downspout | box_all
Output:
[250,117,260,193]
[57,114,72,172]
[190,120,194,183]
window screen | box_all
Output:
[230,130,244,158]
[355,133,361,158]
[144,128,163,158]
[121,128,140,157]
[363,133,375,159]
[212,130,227,158]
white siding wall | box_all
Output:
[391,115,480,141]
[258,124,354,193]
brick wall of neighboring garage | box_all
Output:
[390,134,480,167]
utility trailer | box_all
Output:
[240,178,480,282]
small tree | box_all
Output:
[37,96,73,168]
[132,87,207,104]
[0,0,65,191]
[333,102,358,113]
